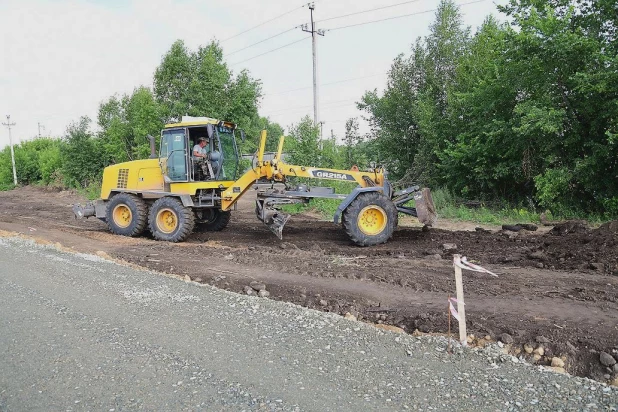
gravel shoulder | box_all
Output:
[0,237,616,411]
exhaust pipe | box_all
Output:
[147,135,157,159]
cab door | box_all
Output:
[160,128,189,182]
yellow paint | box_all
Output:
[155,208,178,234]
[164,119,236,129]
[170,181,235,195]
[101,159,162,199]
[274,135,285,162]
[137,167,164,191]
[256,130,267,165]
[357,205,387,236]
[221,168,261,211]
[112,204,132,228]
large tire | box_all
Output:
[342,192,398,246]
[195,209,231,232]
[105,193,148,237]
[148,197,195,242]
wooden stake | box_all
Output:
[447,295,452,354]
[453,254,467,346]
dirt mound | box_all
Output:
[550,220,589,235]
[596,220,618,235]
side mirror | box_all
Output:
[240,130,246,142]
[206,124,215,139]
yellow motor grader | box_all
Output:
[73,116,436,246]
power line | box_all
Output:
[229,37,309,66]
[318,0,422,23]
[264,98,358,116]
[325,0,488,32]
[264,72,386,96]
[221,3,307,43]
[226,26,300,56]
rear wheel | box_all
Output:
[148,197,195,242]
[195,209,231,232]
[342,192,398,246]
[106,193,147,237]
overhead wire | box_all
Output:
[317,0,422,23]
[263,98,359,116]
[264,72,387,96]
[229,37,309,66]
[221,3,307,43]
[226,26,300,56]
[324,0,488,32]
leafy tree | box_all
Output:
[154,40,262,129]
[342,117,367,168]
[98,87,164,163]
[62,117,106,188]
[286,116,321,167]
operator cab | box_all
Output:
[159,116,242,183]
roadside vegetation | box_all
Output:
[1,0,616,223]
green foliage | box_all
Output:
[0,138,65,189]
[286,116,321,166]
[342,118,367,168]
[98,87,164,163]
[359,0,618,218]
[154,40,262,127]
[61,117,107,188]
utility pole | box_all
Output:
[2,115,17,185]
[302,2,325,140]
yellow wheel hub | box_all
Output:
[358,205,387,236]
[112,204,133,228]
[156,208,178,234]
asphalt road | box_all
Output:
[0,237,616,411]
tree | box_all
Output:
[62,117,106,188]
[343,117,366,168]
[98,87,164,163]
[286,116,321,167]
[359,0,469,184]
[153,40,262,129]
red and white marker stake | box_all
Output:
[452,254,498,346]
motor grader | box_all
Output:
[74,116,436,246]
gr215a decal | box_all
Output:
[311,170,356,181]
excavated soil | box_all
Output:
[0,186,616,381]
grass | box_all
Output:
[76,181,102,201]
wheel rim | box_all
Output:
[156,208,178,234]
[112,204,132,228]
[357,205,387,236]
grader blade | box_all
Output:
[414,188,437,227]
[256,200,291,240]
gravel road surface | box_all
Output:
[0,237,616,411]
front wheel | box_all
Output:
[342,192,398,246]
[148,197,195,242]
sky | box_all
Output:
[0,0,507,148]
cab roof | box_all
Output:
[164,116,236,130]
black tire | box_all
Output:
[342,192,398,246]
[196,209,231,232]
[148,197,195,242]
[105,193,148,237]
